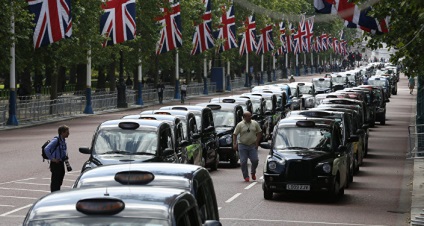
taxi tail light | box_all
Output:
[114,171,155,185]
[76,198,125,215]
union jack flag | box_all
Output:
[156,1,183,55]
[292,16,305,55]
[191,0,214,55]
[28,0,72,49]
[286,22,294,53]
[316,36,322,52]
[100,0,136,47]
[321,33,328,51]
[275,21,287,56]
[239,15,257,56]
[256,25,274,55]
[216,4,237,52]
[302,17,314,53]
[332,37,339,54]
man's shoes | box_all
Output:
[251,174,256,180]
[244,177,250,182]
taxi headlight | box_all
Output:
[322,163,331,173]
[225,135,232,145]
[268,161,277,170]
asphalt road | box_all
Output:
[0,74,414,226]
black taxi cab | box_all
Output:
[312,77,333,94]
[23,186,221,226]
[122,114,195,164]
[260,117,348,201]
[73,163,220,223]
[140,109,215,169]
[79,119,178,172]
[210,97,253,114]
[197,102,243,167]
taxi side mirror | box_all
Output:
[192,133,201,140]
[348,135,359,143]
[337,145,347,153]
[179,140,190,147]
[204,126,215,133]
[204,220,222,226]
[264,111,273,116]
[79,147,91,154]
[162,148,175,156]
[260,142,271,149]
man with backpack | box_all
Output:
[44,125,70,192]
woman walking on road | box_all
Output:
[409,76,415,95]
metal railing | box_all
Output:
[408,124,424,159]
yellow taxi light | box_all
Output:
[114,171,155,185]
[76,198,125,215]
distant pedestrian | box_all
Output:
[289,75,295,83]
[125,76,133,88]
[408,76,415,95]
[44,125,70,192]
[233,111,262,182]
[180,82,187,103]
[157,81,165,104]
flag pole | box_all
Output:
[295,54,299,76]
[136,48,143,105]
[285,53,289,78]
[83,49,94,114]
[7,1,18,126]
[272,55,276,81]
[311,52,314,74]
[244,52,249,87]
[260,54,264,84]
[303,53,307,75]
[203,57,208,94]
[175,50,180,99]
[226,60,231,91]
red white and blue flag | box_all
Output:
[100,0,136,47]
[302,17,314,53]
[276,21,287,55]
[286,22,295,53]
[191,0,214,55]
[239,15,257,56]
[216,4,237,52]
[292,16,305,55]
[256,25,274,55]
[28,0,72,49]
[321,33,328,51]
[156,1,183,55]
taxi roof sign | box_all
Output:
[296,121,315,127]
[115,171,155,185]
[118,122,140,130]
[76,198,125,215]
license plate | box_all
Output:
[286,184,310,191]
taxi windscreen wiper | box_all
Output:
[133,152,155,155]
[283,147,309,150]
[102,150,130,155]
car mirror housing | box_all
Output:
[179,140,190,147]
[162,148,175,156]
[79,147,91,154]
[260,142,271,149]
[191,133,201,140]
[337,145,347,153]
[348,135,359,143]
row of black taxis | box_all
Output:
[259,63,397,200]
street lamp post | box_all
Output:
[117,50,128,108]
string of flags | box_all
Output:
[27,0,361,57]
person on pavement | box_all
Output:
[409,76,415,95]
[233,111,262,182]
[289,75,296,83]
[44,125,70,192]
[157,81,165,104]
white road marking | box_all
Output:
[0,187,49,193]
[0,178,35,185]
[260,176,264,180]
[0,215,26,218]
[244,182,257,189]
[0,195,38,200]
[225,193,242,203]
[15,181,49,186]
[0,205,14,207]
[218,207,222,210]
[220,218,387,226]
[0,204,32,217]
[63,179,76,182]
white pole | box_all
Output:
[261,54,264,72]
[204,58,207,79]
[246,52,249,75]
[10,13,15,90]
[138,56,142,84]
[273,55,276,70]
[176,51,179,80]
[227,60,230,75]
[311,52,314,73]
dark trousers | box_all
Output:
[158,92,163,104]
[50,161,65,192]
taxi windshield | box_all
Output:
[368,79,386,87]
[250,100,262,114]
[332,76,346,84]
[27,218,168,226]
[298,85,313,95]
[313,80,330,89]
[274,127,332,152]
[212,110,235,127]
[94,129,157,155]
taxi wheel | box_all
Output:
[329,179,341,201]
[211,154,219,171]
[263,186,273,200]
[380,114,386,125]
